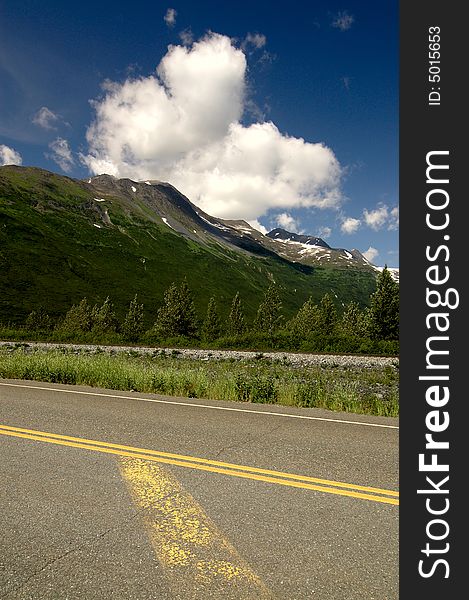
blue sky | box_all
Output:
[0,0,398,267]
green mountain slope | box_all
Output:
[0,166,377,326]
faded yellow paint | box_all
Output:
[0,424,399,505]
[196,559,247,583]
[119,457,272,598]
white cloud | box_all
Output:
[363,203,399,231]
[164,121,342,220]
[243,32,267,50]
[389,206,399,229]
[83,34,245,171]
[244,98,266,122]
[332,11,355,31]
[248,219,268,235]
[341,216,360,234]
[47,137,74,172]
[82,33,344,223]
[32,106,60,130]
[316,226,332,239]
[363,246,379,264]
[363,205,388,230]
[164,8,177,27]
[274,212,302,233]
[0,144,22,166]
[179,28,193,46]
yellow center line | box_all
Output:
[0,424,399,505]
[119,457,273,598]
[0,424,399,497]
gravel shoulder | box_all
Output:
[0,340,398,369]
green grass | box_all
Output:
[0,325,400,356]
[0,347,399,417]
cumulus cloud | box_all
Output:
[249,219,268,235]
[363,203,399,231]
[341,216,360,234]
[363,246,379,264]
[274,212,302,233]
[82,33,343,222]
[83,34,245,171]
[0,144,22,166]
[363,205,388,230]
[47,137,74,172]
[32,106,60,130]
[332,11,354,31]
[164,8,177,27]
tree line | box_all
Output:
[21,268,399,354]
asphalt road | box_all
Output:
[0,379,399,599]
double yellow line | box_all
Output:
[0,424,399,505]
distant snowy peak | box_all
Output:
[262,228,377,270]
[266,228,331,249]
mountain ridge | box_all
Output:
[85,171,387,274]
[0,165,380,324]
[265,227,399,282]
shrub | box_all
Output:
[25,307,54,331]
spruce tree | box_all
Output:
[340,300,362,336]
[153,280,198,338]
[202,297,222,341]
[177,279,199,337]
[368,267,399,340]
[91,296,118,334]
[122,294,145,342]
[287,297,319,338]
[59,298,92,333]
[254,283,283,335]
[341,301,366,337]
[317,293,337,335]
[227,292,246,336]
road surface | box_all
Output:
[0,379,398,599]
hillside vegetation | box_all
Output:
[0,166,377,328]
[2,268,399,356]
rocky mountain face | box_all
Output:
[88,174,281,259]
[264,228,376,271]
[265,229,399,282]
[267,228,331,248]
[88,175,381,273]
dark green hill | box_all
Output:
[0,166,377,326]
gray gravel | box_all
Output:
[0,340,398,369]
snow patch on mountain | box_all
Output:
[197,212,230,232]
[162,217,174,230]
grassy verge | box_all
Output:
[0,347,399,417]
[0,326,400,356]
